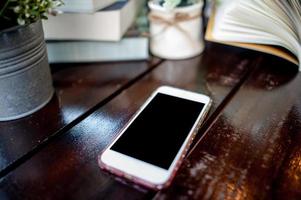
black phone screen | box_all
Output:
[111,93,205,170]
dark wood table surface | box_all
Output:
[0,42,300,200]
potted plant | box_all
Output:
[148,0,204,59]
[0,0,62,121]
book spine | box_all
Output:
[46,38,149,63]
[58,0,118,13]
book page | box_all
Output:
[226,2,299,55]
[207,0,300,68]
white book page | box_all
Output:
[280,0,301,41]
[212,0,301,68]
[229,2,299,54]
[215,1,295,51]
[250,0,295,34]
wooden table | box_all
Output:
[0,42,300,200]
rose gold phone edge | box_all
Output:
[98,86,212,190]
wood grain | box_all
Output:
[0,60,160,172]
[0,43,259,199]
[156,54,300,199]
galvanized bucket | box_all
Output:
[0,20,54,121]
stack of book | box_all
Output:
[43,0,149,63]
[206,0,301,70]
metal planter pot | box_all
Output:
[0,20,54,121]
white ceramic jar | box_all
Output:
[148,1,204,60]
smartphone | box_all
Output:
[99,86,211,190]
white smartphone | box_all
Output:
[99,86,211,190]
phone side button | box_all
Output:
[189,134,196,145]
[124,174,133,180]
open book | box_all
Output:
[205,0,301,70]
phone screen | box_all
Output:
[111,93,205,170]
